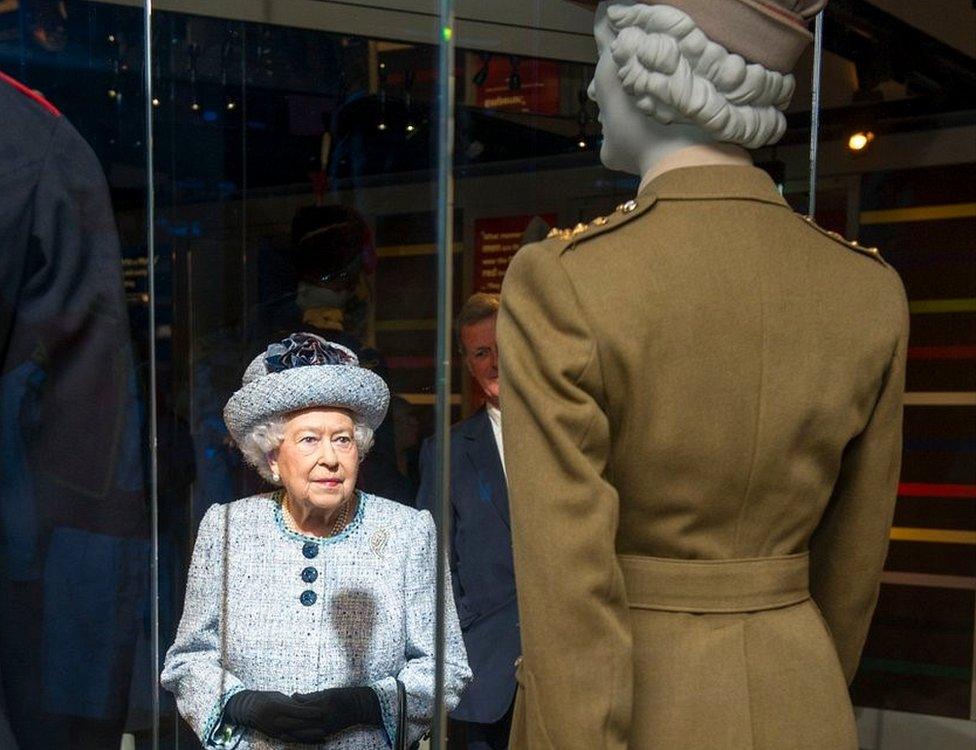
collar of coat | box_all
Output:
[543,164,886,266]
[544,165,786,247]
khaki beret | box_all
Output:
[571,0,827,73]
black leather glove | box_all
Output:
[223,690,323,743]
[289,685,384,741]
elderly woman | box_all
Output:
[161,333,471,749]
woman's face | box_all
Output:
[588,2,671,176]
[269,407,360,512]
[588,4,640,174]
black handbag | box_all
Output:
[395,678,408,750]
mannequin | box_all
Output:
[498,2,908,749]
[589,2,793,186]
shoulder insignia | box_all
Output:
[545,194,657,251]
[801,215,887,267]
[0,70,61,117]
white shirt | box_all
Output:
[486,403,507,480]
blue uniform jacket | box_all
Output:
[416,409,520,724]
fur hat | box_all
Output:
[224,333,390,442]
[573,0,827,73]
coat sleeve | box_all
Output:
[809,280,909,683]
[160,504,246,749]
[369,509,471,748]
[497,243,632,750]
[17,115,146,534]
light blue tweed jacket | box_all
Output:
[161,492,471,749]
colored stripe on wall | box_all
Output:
[861,203,976,225]
[899,483,976,498]
[908,346,976,360]
[908,299,976,314]
[890,527,976,545]
[881,572,976,590]
[399,393,462,406]
[903,392,976,406]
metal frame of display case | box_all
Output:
[108,0,597,61]
[121,2,976,748]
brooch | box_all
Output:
[370,529,389,556]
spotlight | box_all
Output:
[578,139,587,149]
[107,88,118,99]
[152,97,160,107]
[226,98,237,111]
[406,123,416,133]
[191,101,201,112]
[848,131,874,151]
[107,34,116,43]
[377,122,387,131]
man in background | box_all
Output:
[416,293,518,749]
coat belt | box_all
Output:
[619,551,810,614]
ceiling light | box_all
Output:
[848,131,874,151]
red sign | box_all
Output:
[474,57,561,116]
[473,214,557,295]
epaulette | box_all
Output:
[0,70,61,117]
[545,194,658,252]
[801,215,887,267]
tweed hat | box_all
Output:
[223,332,390,442]
[572,0,827,73]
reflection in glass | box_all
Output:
[0,1,152,748]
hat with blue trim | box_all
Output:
[224,332,390,441]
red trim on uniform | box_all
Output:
[0,70,61,117]
[899,483,976,498]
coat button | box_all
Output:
[302,542,319,559]
[301,567,318,583]
[300,590,317,606]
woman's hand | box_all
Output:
[224,685,382,743]
[290,685,383,740]
[223,690,324,743]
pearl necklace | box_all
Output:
[281,491,351,537]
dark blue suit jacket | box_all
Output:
[416,408,519,724]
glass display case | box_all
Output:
[0,1,972,748]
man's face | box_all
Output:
[460,314,500,408]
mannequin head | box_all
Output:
[588,2,797,178]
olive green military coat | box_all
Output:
[498,165,908,750]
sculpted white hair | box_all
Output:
[238,412,375,484]
[606,3,795,148]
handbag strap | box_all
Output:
[395,678,408,750]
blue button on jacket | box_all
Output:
[161,492,471,749]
